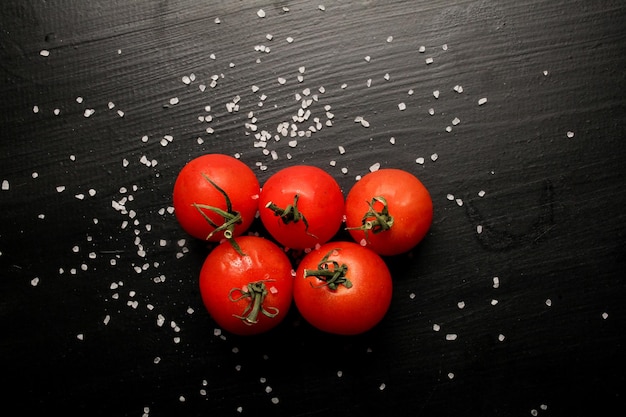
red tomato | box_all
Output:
[258,165,344,250]
[293,241,392,335]
[344,169,433,256]
[199,236,294,336]
[173,154,260,242]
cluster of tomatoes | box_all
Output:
[172,154,433,336]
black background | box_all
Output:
[1,1,625,416]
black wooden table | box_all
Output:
[2,1,625,416]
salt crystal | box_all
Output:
[432,324,440,331]
[478,190,486,197]
[602,312,608,319]
[31,277,39,286]
[364,55,371,62]
[498,334,505,341]
[169,97,179,105]
[445,333,457,341]
[430,153,438,161]
[83,109,95,118]
[257,9,266,18]
[447,372,455,379]
[493,277,500,288]
[398,102,406,111]
[478,97,488,105]
[433,90,439,98]
[1,180,9,191]
[369,162,381,172]
[418,46,426,52]
[545,299,552,307]
[40,49,50,57]
[457,301,465,309]
[477,225,483,234]
[452,117,460,126]
[379,383,386,390]
[567,131,575,138]
[286,37,294,43]
[415,157,424,165]
[387,36,393,43]
[425,57,434,64]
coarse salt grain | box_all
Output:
[40,49,50,57]
[493,277,500,288]
[445,333,457,341]
[257,9,266,18]
[478,97,488,105]
[398,102,406,111]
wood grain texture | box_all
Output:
[1,0,625,416]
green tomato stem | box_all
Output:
[346,196,394,240]
[228,280,279,325]
[192,172,245,255]
[265,194,317,238]
[304,249,352,290]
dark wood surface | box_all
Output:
[2,1,625,416]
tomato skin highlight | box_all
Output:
[199,236,294,336]
[293,241,393,335]
[258,165,345,250]
[345,169,433,256]
[173,154,260,241]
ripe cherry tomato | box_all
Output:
[344,169,433,256]
[258,165,344,250]
[173,154,260,242]
[199,236,294,336]
[293,241,392,335]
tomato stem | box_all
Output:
[346,196,394,239]
[304,249,352,290]
[193,172,245,255]
[228,280,279,325]
[265,194,317,238]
